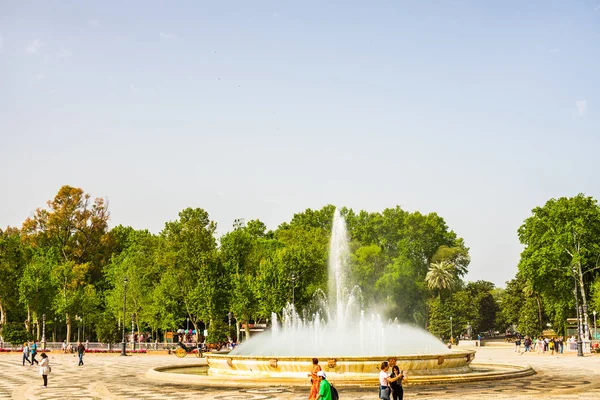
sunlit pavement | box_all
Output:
[1,347,600,399]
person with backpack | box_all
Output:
[316,371,333,400]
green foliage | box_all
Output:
[95,312,121,344]
[1,322,32,344]
[4,185,481,343]
[427,280,498,338]
[517,194,600,338]
[0,228,27,326]
[207,319,228,344]
[426,261,456,294]
[159,208,226,338]
[518,297,542,337]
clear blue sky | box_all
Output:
[1,1,599,286]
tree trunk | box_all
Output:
[577,262,590,340]
[36,318,41,340]
[25,306,31,334]
[535,295,542,331]
[66,313,72,344]
[244,319,250,341]
[192,321,198,343]
[0,301,5,325]
[236,320,240,343]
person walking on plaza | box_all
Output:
[316,371,332,400]
[307,358,322,400]
[39,353,50,388]
[30,340,39,365]
[389,365,407,400]
[77,341,85,366]
[22,342,31,366]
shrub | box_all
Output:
[1,322,32,344]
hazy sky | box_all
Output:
[1,1,599,287]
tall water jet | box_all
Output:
[328,208,350,328]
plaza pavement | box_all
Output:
[1,347,600,399]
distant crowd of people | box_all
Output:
[513,335,581,354]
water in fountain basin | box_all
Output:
[231,208,449,357]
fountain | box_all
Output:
[206,209,476,383]
[149,208,535,387]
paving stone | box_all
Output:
[1,348,600,399]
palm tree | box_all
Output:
[426,261,456,298]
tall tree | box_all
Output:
[158,208,226,341]
[0,227,26,331]
[19,249,58,339]
[20,185,110,341]
[518,194,600,340]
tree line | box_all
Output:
[8,185,588,345]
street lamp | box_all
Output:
[187,317,190,332]
[228,312,233,342]
[121,277,128,356]
[41,314,46,350]
[450,316,453,344]
[76,315,81,342]
[131,313,136,351]
[583,304,589,344]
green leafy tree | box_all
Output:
[518,194,600,339]
[0,227,26,331]
[159,208,226,341]
[21,185,110,341]
[104,230,161,340]
[19,249,58,339]
[1,322,32,344]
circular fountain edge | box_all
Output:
[146,359,535,387]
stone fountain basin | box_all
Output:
[206,350,476,380]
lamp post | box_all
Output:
[228,312,233,342]
[41,314,46,350]
[594,310,597,340]
[450,316,453,344]
[131,313,136,351]
[76,315,81,342]
[583,304,589,342]
[121,277,128,356]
